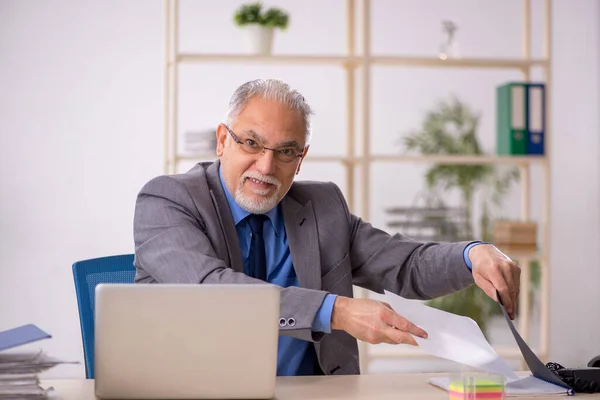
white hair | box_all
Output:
[224,79,314,144]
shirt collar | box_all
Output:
[218,166,282,236]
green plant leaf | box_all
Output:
[233,2,289,29]
[234,2,262,26]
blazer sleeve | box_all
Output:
[133,175,329,343]
[330,183,475,299]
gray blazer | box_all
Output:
[133,159,475,375]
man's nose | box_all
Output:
[254,149,277,175]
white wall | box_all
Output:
[549,0,600,366]
[0,0,163,377]
[0,0,598,378]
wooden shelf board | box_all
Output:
[173,155,348,163]
[175,53,548,70]
[174,154,547,165]
[299,155,349,162]
[175,154,216,162]
[369,154,547,165]
[371,56,548,69]
[177,53,351,65]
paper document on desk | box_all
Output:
[0,324,77,399]
[383,290,518,379]
[383,291,573,396]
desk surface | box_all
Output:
[44,373,600,400]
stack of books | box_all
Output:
[0,324,75,399]
[496,82,546,156]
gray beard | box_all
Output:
[234,178,281,214]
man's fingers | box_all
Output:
[383,326,418,346]
[501,261,520,316]
[341,298,430,346]
[473,274,498,303]
[488,268,514,318]
[508,262,520,294]
[511,261,521,312]
[383,310,428,339]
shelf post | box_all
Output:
[540,0,552,363]
[357,0,371,375]
[164,0,179,174]
[346,0,356,213]
[163,0,171,174]
[516,0,532,370]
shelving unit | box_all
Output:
[163,0,552,374]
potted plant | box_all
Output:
[233,2,289,55]
[398,95,539,337]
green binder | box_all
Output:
[497,82,527,155]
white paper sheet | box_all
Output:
[383,290,518,379]
[383,291,572,396]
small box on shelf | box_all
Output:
[493,220,538,258]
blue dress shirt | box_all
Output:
[463,241,489,270]
[219,168,335,376]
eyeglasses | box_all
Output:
[224,124,305,164]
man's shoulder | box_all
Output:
[142,161,212,186]
[288,179,345,205]
[137,161,215,199]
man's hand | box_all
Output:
[469,244,521,320]
[330,296,427,345]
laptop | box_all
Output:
[94,283,281,399]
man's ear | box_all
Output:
[216,124,227,157]
[295,145,310,175]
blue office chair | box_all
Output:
[72,254,136,379]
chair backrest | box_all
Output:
[72,254,136,379]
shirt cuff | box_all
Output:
[463,241,490,270]
[312,294,337,333]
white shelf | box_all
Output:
[177,53,351,65]
[174,53,548,70]
[175,154,348,163]
[370,154,547,164]
[174,154,547,165]
[370,56,548,69]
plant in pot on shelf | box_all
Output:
[233,2,289,55]
[398,95,539,337]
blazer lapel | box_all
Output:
[205,160,244,273]
[282,195,322,291]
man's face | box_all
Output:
[216,96,309,214]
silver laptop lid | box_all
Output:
[94,283,280,399]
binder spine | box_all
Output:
[496,82,527,155]
[526,83,545,155]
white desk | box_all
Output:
[43,373,600,399]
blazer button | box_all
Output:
[279,318,287,327]
[287,318,296,327]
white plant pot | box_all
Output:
[242,25,274,55]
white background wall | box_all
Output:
[1,0,598,378]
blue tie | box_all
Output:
[247,214,268,281]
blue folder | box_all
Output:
[526,83,545,155]
[0,324,51,352]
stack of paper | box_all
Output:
[383,290,574,396]
[0,324,75,399]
